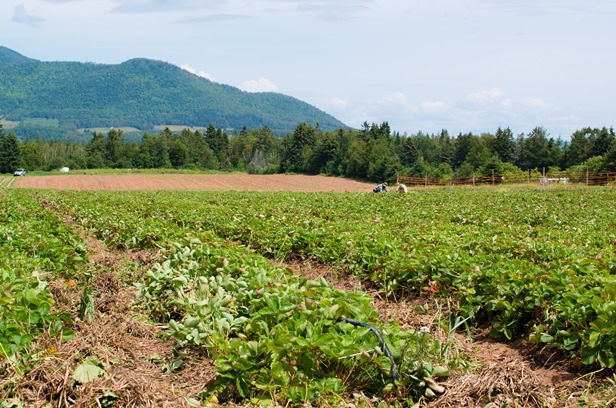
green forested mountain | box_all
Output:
[0,46,347,140]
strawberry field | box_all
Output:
[1,185,615,406]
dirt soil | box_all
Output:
[11,201,219,408]
[287,260,609,408]
[15,248,602,408]
[7,176,613,407]
[14,174,376,192]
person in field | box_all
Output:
[373,182,388,193]
[396,183,408,193]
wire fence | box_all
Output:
[396,171,616,189]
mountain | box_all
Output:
[0,47,37,64]
[0,46,348,141]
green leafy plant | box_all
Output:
[136,238,454,405]
[73,356,109,384]
[0,191,85,370]
[31,187,616,373]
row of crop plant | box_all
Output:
[4,188,463,406]
[29,188,616,371]
[0,190,87,373]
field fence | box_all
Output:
[396,171,616,189]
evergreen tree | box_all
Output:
[520,127,549,170]
[247,126,279,174]
[369,122,391,140]
[280,122,318,173]
[482,155,503,176]
[86,132,107,169]
[494,127,514,163]
[604,142,616,171]
[0,126,21,173]
[204,124,229,170]
[453,133,473,168]
[565,127,593,168]
[545,138,564,170]
[214,128,230,170]
[369,139,400,181]
[439,130,455,166]
[7,133,22,173]
[180,129,216,169]
[306,132,339,175]
[253,125,277,157]
[331,128,353,176]
[400,137,420,167]
[414,132,440,168]
[590,127,616,157]
[105,128,125,168]
[464,136,492,171]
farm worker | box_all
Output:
[396,183,408,193]
[373,182,388,193]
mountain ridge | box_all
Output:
[0,46,348,140]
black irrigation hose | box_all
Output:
[339,317,399,382]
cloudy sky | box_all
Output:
[2,0,615,139]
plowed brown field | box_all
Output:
[13,173,376,192]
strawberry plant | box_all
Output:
[31,187,616,370]
[0,190,86,369]
[137,237,454,405]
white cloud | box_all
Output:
[175,13,250,23]
[180,65,216,81]
[238,78,279,92]
[463,89,548,114]
[469,88,504,102]
[295,0,372,21]
[522,96,547,109]
[328,97,348,109]
[421,101,445,110]
[479,0,616,15]
[500,99,513,110]
[382,92,408,106]
[12,5,45,24]
[111,0,224,13]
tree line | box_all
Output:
[1,122,615,181]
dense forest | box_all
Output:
[0,46,347,139]
[2,122,615,182]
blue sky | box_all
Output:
[2,0,615,139]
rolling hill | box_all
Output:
[0,46,348,141]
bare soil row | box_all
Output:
[13,174,376,192]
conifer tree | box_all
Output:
[0,125,21,173]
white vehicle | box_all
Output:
[14,168,26,176]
